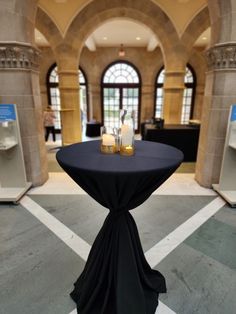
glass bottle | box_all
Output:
[119,109,135,156]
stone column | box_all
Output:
[195,0,236,187]
[57,67,82,145]
[141,84,155,121]
[40,85,48,111]
[195,43,236,187]
[163,70,185,123]
[193,84,205,120]
[88,83,101,122]
[0,0,48,186]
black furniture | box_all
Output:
[56,140,183,314]
[143,124,200,161]
[85,121,102,137]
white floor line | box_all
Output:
[145,196,226,268]
[20,196,90,261]
[156,301,176,314]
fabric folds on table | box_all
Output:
[56,140,183,314]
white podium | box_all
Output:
[0,104,31,202]
[213,104,236,207]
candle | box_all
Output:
[121,124,134,146]
[120,124,134,156]
[120,144,134,156]
[102,134,115,146]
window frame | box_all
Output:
[101,60,142,132]
[183,64,196,123]
[154,66,165,119]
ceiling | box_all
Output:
[35,23,211,51]
[36,0,210,50]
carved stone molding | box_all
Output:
[206,43,236,70]
[0,42,40,70]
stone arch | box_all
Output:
[207,0,234,44]
[181,6,210,53]
[35,7,63,53]
[62,0,180,66]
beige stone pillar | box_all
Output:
[57,67,82,145]
[0,0,48,186]
[193,84,205,120]
[163,70,185,123]
[40,85,48,111]
[88,83,102,122]
[195,0,236,187]
[195,43,236,187]
[141,84,155,122]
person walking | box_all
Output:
[43,106,56,142]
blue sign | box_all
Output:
[231,105,236,122]
[0,104,16,122]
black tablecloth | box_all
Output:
[56,140,183,314]
[85,122,102,137]
[143,124,200,161]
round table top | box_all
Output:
[56,140,183,174]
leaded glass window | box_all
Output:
[102,61,141,131]
[103,63,139,84]
[182,66,196,124]
[155,68,165,118]
[48,65,61,129]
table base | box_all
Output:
[70,211,166,314]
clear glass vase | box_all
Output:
[100,126,119,154]
[119,109,135,156]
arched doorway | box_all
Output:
[101,61,141,132]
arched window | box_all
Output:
[79,67,89,126]
[47,64,88,130]
[182,65,196,124]
[47,64,61,129]
[154,65,196,124]
[154,68,165,118]
[102,61,141,131]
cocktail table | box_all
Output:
[56,140,183,314]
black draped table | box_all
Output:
[56,140,183,314]
[86,122,102,137]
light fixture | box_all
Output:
[119,44,125,57]
[202,36,207,40]
[136,37,141,41]
[103,37,108,40]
